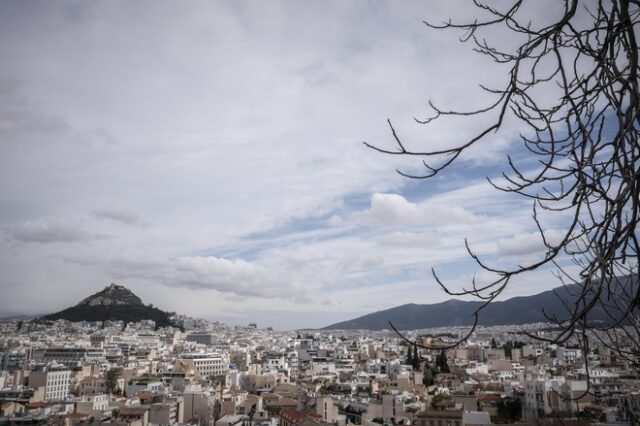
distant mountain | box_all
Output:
[0,314,36,321]
[42,283,172,328]
[323,280,633,330]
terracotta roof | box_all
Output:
[261,392,279,400]
[135,390,152,400]
[245,394,260,402]
[279,409,322,424]
[274,383,302,396]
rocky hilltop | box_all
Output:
[42,283,172,328]
[77,283,144,307]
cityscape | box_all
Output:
[1,1,640,426]
[0,282,638,425]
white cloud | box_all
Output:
[496,229,566,257]
[172,256,299,299]
[107,255,305,301]
[327,215,344,227]
[355,193,478,227]
[378,231,441,248]
[357,193,423,225]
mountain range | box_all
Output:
[30,278,635,331]
[323,280,631,330]
[41,283,173,328]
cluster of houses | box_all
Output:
[1,319,638,425]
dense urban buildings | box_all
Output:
[1,316,639,426]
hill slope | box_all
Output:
[42,283,172,328]
[323,283,626,330]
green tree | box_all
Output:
[412,344,421,370]
[405,345,413,366]
[490,338,497,349]
[106,368,119,394]
[497,397,522,422]
[431,394,445,409]
[504,341,513,358]
[437,349,449,373]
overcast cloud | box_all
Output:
[0,1,571,329]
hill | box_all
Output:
[323,282,626,330]
[42,283,172,328]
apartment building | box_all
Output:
[175,353,228,379]
[79,376,108,396]
[29,368,72,401]
[186,333,218,345]
[75,394,110,416]
[35,347,106,367]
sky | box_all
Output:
[0,1,576,330]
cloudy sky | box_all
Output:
[0,1,573,329]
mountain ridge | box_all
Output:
[322,282,627,330]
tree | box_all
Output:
[497,397,522,422]
[366,0,640,371]
[504,341,514,358]
[430,393,446,409]
[504,340,525,358]
[437,349,449,373]
[405,345,414,366]
[413,344,421,370]
[248,403,256,426]
[490,337,497,349]
[106,368,119,394]
[422,366,435,386]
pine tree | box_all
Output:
[412,344,420,370]
[438,349,449,373]
[504,341,513,358]
[405,345,413,366]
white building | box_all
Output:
[34,347,106,367]
[176,353,229,379]
[29,368,72,401]
[525,374,564,416]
